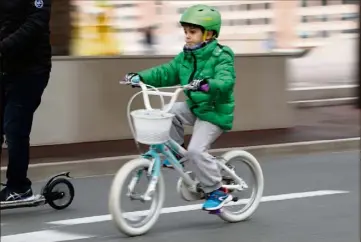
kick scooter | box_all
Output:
[1,172,75,211]
[0,54,75,211]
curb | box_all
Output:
[1,138,359,182]
[289,85,357,101]
[289,97,357,107]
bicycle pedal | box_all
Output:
[162,163,185,169]
[162,164,174,169]
[232,197,239,202]
[208,209,222,215]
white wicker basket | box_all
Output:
[130,109,175,145]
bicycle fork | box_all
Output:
[126,147,199,202]
[127,150,163,202]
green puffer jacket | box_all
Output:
[137,40,236,131]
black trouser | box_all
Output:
[1,72,49,192]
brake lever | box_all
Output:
[184,84,197,91]
[119,80,130,85]
[120,80,142,89]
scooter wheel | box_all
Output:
[45,178,75,210]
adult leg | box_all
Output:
[0,74,4,155]
[1,72,49,201]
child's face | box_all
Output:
[183,26,213,47]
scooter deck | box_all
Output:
[0,195,46,210]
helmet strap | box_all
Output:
[202,30,208,42]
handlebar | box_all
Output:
[120,80,195,113]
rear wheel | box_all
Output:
[217,150,264,222]
[45,178,75,210]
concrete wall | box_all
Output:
[29,52,303,146]
[289,36,358,87]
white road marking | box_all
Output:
[48,190,349,226]
[1,230,94,242]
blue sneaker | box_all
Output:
[162,159,172,167]
[202,189,233,211]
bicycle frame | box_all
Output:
[133,140,198,201]
[131,139,247,201]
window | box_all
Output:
[342,0,359,4]
[121,15,138,20]
[250,3,265,10]
[235,19,247,25]
[299,31,309,38]
[155,0,162,14]
[114,28,138,33]
[238,4,247,11]
[114,3,136,8]
[342,13,359,20]
[342,29,359,33]
[321,31,328,38]
[251,18,267,25]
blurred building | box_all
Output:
[50,0,71,55]
[68,0,359,55]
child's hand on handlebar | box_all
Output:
[189,79,209,92]
[122,73,141,87]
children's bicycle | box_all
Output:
[108,80,264,237]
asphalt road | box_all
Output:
[1,150,358,242]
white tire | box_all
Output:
[217,150,264,223]
[109,158,165,236]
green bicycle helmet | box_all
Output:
[180,4,222,37]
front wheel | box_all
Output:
[109,158,165,236]
[217,150,264,223]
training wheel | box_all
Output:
[43,178,75,210]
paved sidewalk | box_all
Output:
[0,105,359,166]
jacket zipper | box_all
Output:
[188,52,197,83]
[186,52,198,112]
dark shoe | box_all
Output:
[0,184,34,202]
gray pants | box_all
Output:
[168,102,223,193]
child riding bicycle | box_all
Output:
[124,4,236,211]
